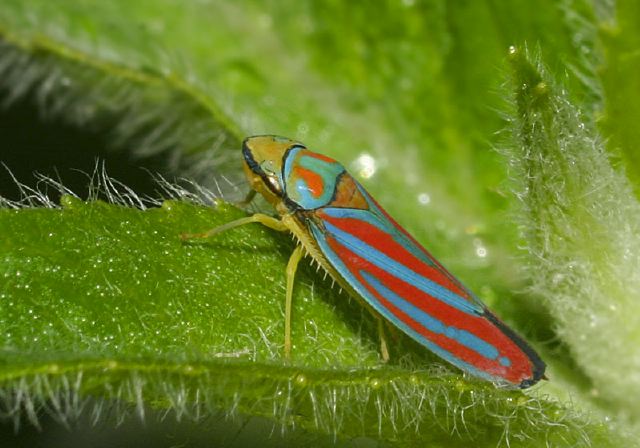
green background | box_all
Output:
[1,0,639,446]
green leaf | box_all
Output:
[0,189,629,447]
[506,46,640,420]
[599,0,640,195]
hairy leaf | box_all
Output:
[0,184,629,446]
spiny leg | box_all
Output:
[181,213,287,240]
[284,245,304,360]
[378,318,390,363]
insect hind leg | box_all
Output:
[378,318,390,363]
[284,245,304,360]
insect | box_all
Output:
[183,135,546,388]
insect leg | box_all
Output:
[284,244,304,359]
[378,318,390,363]
[181,213,287,240]
[238,189,257,207]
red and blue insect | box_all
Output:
[184,135,546,389]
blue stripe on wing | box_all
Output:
[360,272,500,361]
[355,183,477,299]
[320,207,436,267]
[319,218,484,316]
[360,272,501,378]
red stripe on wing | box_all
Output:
[364,194,472,298]
[302,150,337,163]
[326,235,536,385]
[319,211,471,300]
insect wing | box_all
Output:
[308,189,544,387]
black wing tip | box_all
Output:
[482,310,547,389]
[518,358,547,389]
[518,371,548,389]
